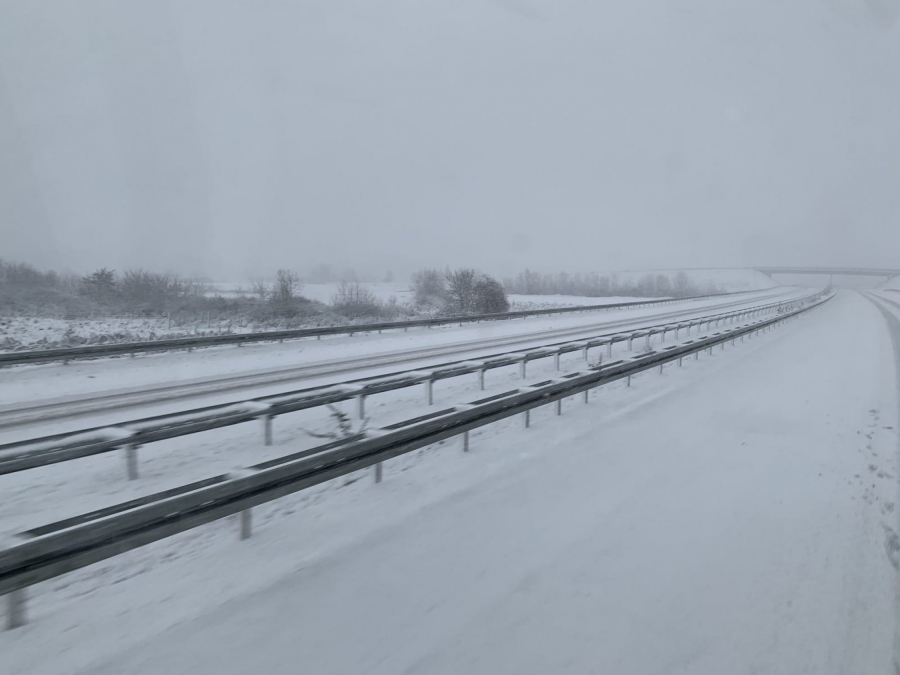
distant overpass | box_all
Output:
[755,267,900,280]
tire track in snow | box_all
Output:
[861,292,900,674]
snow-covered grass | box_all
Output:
[0,315,254,352]
[0,291,894,675]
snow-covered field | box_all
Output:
[1,290,896,675]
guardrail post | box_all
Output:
[240,509,252,539]
[645,333,652,349]
[463,431,469,452]
[628,335,635,350]
[263,416,274,446]
[626,375,632,387]
[556,399,562,415]
[694,350,700,360]
[6,589,26,630]
[583,345,589,361]
[356,395,366,419]
[524,410,531,428]
[554,352,560,370]
[478,368,485,389]
[374,461,383,483]
[606,342,613,359]
[583,389,589,403]
[425,378,434,405]
[520,360,527,378]
[658,363,664,375]
[678,356,684,367]
[124,444,140,480]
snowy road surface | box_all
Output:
[5,290,899,674]
[0,287,805,434]
[0,288,799,408]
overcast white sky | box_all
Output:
[1,0,898,280]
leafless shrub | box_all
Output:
[331,281,379,318]
[305,405,368,441]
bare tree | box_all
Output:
[81,268,117,302]
[411,269,445,307]
[272,269,301,303]
[250,279,269,301]
[655,274,673,298]
[269,269,302,315]
[673,272,695,298]
[445,268,478,314]
[473,274,509,313]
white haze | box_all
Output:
[1,0,898,280]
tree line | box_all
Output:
[0,259,510,325]
[502,269,719,299]
[411,268,509,315]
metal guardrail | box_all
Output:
[0,290,832,628]
[0,290,763,367]
[0,295,813,478]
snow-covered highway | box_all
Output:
[3,290,898,675]
[0,287,806,434]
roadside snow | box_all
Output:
[0,287,804,410]
[1,291,896,675]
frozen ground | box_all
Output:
[1,290,897,675]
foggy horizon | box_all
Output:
[5,4,900,671]
[2,0,899,279]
